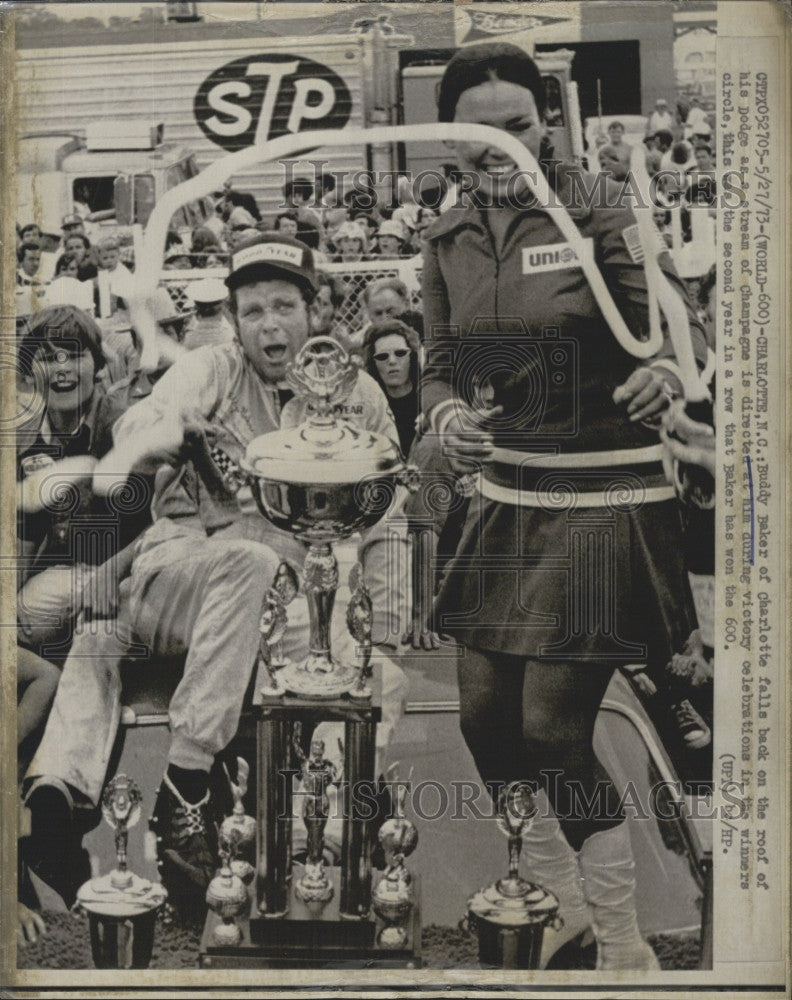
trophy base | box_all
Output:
[212,920,244,948]
[294,861,334,903]
[200,869,422,969]
[279,660,359,700]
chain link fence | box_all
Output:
[158,256,424,328]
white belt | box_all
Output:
[479,475,675,508]
[489,443,664,468]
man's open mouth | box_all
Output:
[263,345,288,362]
[50,380,78,393]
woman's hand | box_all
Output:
[612,368,669,424]
[440,402,503,475]
[660,399,716,478]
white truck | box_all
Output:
[17,121,213,240]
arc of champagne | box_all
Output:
[131,124,660,371]
[628,143,708,402]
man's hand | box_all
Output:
[613,367,669,424]
[18,456,96,514]
[93,410,215,496]
[402,625,441,651]
[17,903,46,947]
[236,483,258,516]
[440,402,503,475]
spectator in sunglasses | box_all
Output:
[363,318,421,457]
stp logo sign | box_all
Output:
[195,54,353,152]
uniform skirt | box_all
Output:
[434,490,696,669]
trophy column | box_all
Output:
[256,709,293,918]
[340,717,376,918]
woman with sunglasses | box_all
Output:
[420,43,709,970]
[363,319,421,457]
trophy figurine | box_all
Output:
[206,842,249,947]
[466,782,561,969]
[243,336,416,700]
[76,775,167,969]
[270,560,299,667]
[372,766,418,948]
[220,757,256,886]
[258,588,288,697]
[292,723,340,903]
[346,562,374,701]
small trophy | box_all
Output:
[466,782,560,969]
[292,723,340,903]
[258,589,287,697]
[76,775,167,969]
[220,757,256,886]
[206,842,249,947]
[270,561,299,667]
[372,766,418,948]
[346,562,374,701]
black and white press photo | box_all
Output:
[1,2,788,997]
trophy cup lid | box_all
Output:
[243,337,403,486]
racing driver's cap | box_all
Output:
[225,232,318,299]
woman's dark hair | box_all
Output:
[55,253,79,275]
[671,141,693,166]
[295,220,320,251]
[698,264,716,309]
[283,178,315,204]
[363,318,421,395]
[190,226,222,266]
[437,42,546,123]
[225,189,262,221]
[19,305,105,377]
[316,271,344,309]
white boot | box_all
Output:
[577,821,660,971]
[520,795,591,968]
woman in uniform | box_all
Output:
[421,43,708,969]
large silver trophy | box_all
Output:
[201,337,421,965]
[243,336,413,699]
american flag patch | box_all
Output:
[622,222,668,264]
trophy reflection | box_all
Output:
[466,782,560,969]
[76,775,167,969]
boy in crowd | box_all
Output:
[24,234,408,909]
[16,305,143,656]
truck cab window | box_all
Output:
[72,177,115,215]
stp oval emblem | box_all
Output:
[195,54,353,152]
